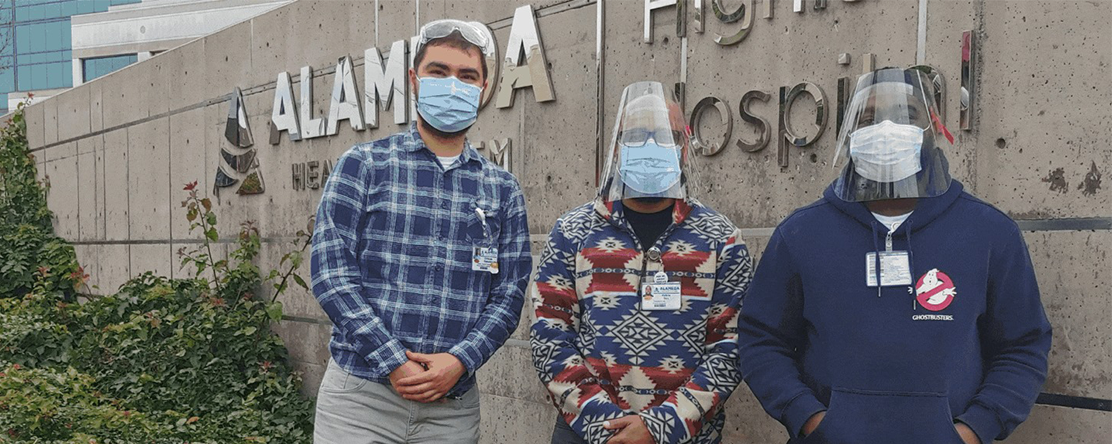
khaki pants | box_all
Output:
[314,359,481,444]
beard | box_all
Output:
[418,115,471,139]
[633,197,665,205]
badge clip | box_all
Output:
[475,207,490,238]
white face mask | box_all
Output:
[849,120,925,183]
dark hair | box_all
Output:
[412,31,488,81]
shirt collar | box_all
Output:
[403,122,482,165]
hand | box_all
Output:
[801,411,826,437]
[388,360,426,390]
[955,422,980,444]
[395,351,465,403]
[603,415,654,444]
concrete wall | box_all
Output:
[24,0,1110,442]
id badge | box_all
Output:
[472,245,499,274]
[641,271,681,310]
[865,251,912,287]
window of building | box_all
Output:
[0,0,142,95]
[82,53,137,82]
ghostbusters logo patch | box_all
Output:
[915,268,956,311]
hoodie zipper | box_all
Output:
[876,226,893,298]
[884,224,918,309]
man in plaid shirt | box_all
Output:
[311,19,531,444]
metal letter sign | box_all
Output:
[478,138,513,173]
[713,0,752,46]
[691,96,733,156]
[299,65,326,139]
[496,5,556,108]
[782,82,828,147]
[478,23,501,109]
[737,90,771,152]
[961,30,976,131]
[644,0,678,43]
[270,71,301,143]
[364,39,409,128]
[327,55,365,135]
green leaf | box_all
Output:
[266,302,283,321]
[205,228,218,243]
[292,274,308,291]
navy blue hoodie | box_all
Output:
[738,180,1052,444]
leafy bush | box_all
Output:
[0,100,51,229]
[0,101,84,301]
[0,219,314,443]
[0,103,317,443]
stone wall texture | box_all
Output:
[25,0,1110,442]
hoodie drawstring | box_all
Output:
[906,217,915,309]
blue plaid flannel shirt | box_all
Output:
[311,123,531,397]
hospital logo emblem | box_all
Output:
[916,268,956,311]
[214,87,265,196]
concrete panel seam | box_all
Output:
[1035,393,1111,412]
[125,126,132,277]
[1015,217,1112,232]
[70,236,303,245]
[281,315,332,325]
[32,93,234,153]
[504,338,531,349]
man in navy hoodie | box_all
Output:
[737,68,1052,444]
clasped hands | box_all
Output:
[389,351,465,403]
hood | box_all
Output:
[823,179,965,234]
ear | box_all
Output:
[408,68,419,94]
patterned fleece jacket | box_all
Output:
[530,197,752,444]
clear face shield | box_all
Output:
[600,81,698,203]
[832,68,952,202]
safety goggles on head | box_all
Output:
[416,19,495,58]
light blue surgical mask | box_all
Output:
[618,142,682,195]
[416,76,482,133]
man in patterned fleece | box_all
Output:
[530,81,752,444]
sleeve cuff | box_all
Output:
[956,404,1002,444]
[363,337,409,376]
[448,343,481,375]
[782,392,827,438]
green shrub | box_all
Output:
[0,100,51,230]
[0,231,314,442]
[0,100,84,301]
[0,104,317,443]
